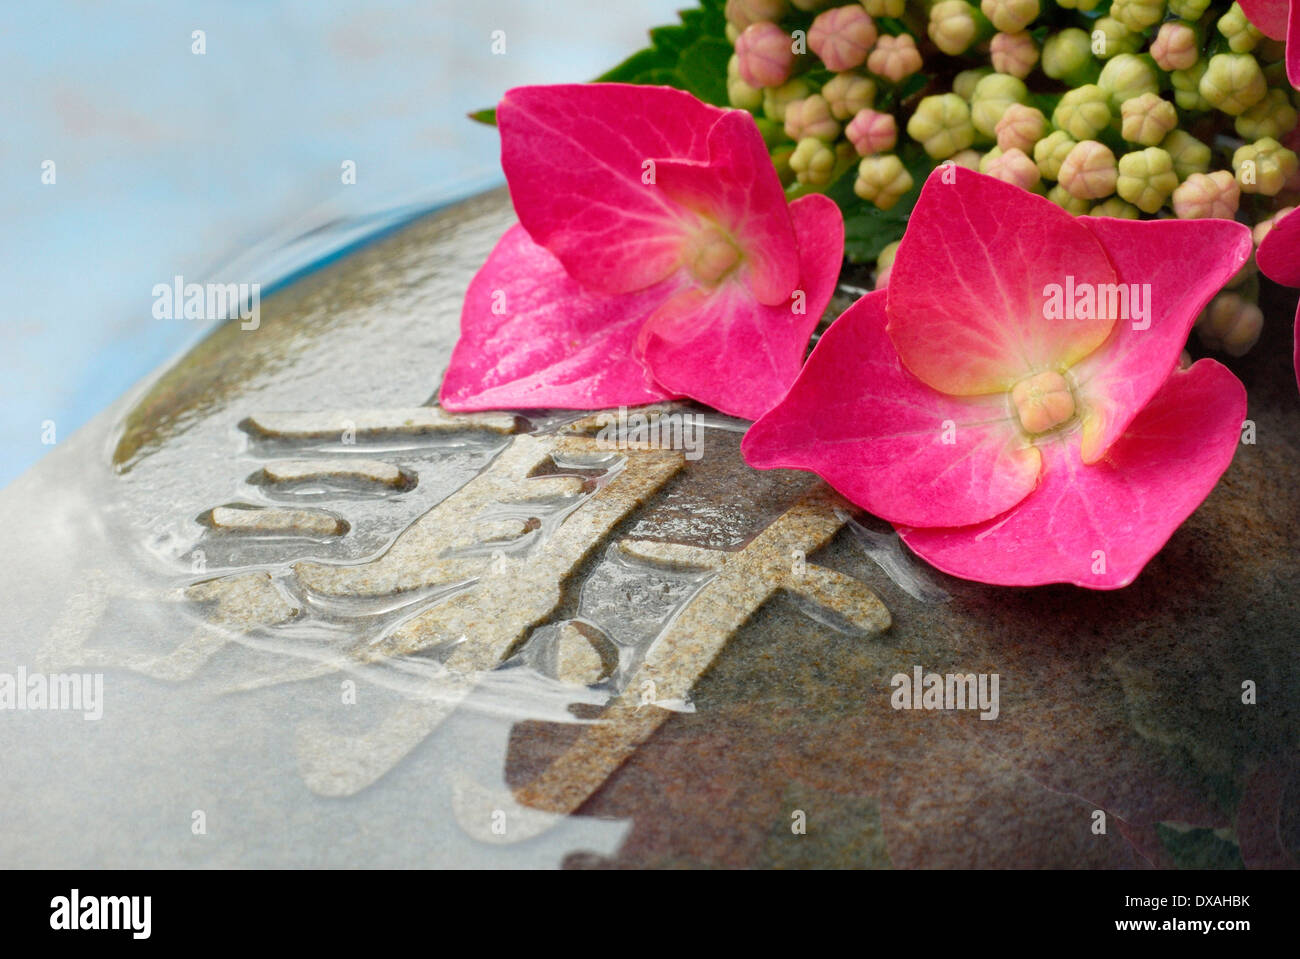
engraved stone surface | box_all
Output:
[2,187,1296,869]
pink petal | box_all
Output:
[639,194,842,421]
[654,110,799,305]
[900,360,1247,589]
[1238,0,1289,40]
[1071,216,1252,464]
[439,225,680,411]
[1256,207,1300,287]
[497,84,726,296]
[1290,0,1300,87]
[887,167,1118,396]
[742,289,1044,527]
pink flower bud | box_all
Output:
[1058,140,1119,199]
[990,31,1039,79]
[784,94,842,141]
[984,147,1042,191]
[994,103,1046,153]
[1150,21,1199,72]
[846,108,898,155]
[1172,170,1240,219]
[808,4,878,72]
[736,21,796,88]
[867,34,922,82]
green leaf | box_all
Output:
[593,0,733,106]
[828,145,934,265]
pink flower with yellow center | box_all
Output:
[440,84,843,420]
[743,168,1252,588]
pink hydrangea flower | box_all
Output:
[1238,0,1300,87]
[440,84,844,420]
[1255,206,1300,389]
[743,167,1252,589]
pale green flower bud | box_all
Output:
[1161,129,1212,179]
[1234,89,1299,140]
[1172,170,1241,219]
[1056,0,1101,10]
[980,0,1039,34]
[1200,53,1267,115]
[1048,183,1092,213]
[726,22,740,44]
[790,136,838,186]
[863,0,906,16]
[875,239,901,288]
[725,0,790,30]
[727,55,765,110]
[1042,29,1094,84]
[1098,54,1160,112]
[822,72,877,120]
[784,94,842,142]
[1090,18,1142,60]
[1233,137,1300,195]
[1034,129,1076,180]
[995,103,1047,153]
[1197,292,1263,356]
[1053,84,1111,140]
[763,77,813,122]
[1110,0,1164,33]
[970,73,1028,138]
[949,148,982,169]
[908,93,977,159]
[954,68,992,101]
[1170,61,1212,112]
[984,147,1042,190]
[1150,22,1200,73]
[1087,197,1141,217]
[1120,93,1179,146]
[1168,0,1211,18]
[855,154,914,209]
[1117,147,1180,213]
[978,146,1003,174]
[991,31,1039,79]
[929,1,986,56]
[1059,140,1119,199]
[1218,3,1263,54]
[1253,207,1296,246]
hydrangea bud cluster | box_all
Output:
[718,0,1300,356]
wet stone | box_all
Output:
[208,505,348,537]
[242,408,517,440]
[259,458,409,489]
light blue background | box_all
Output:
[0,0,685,487]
